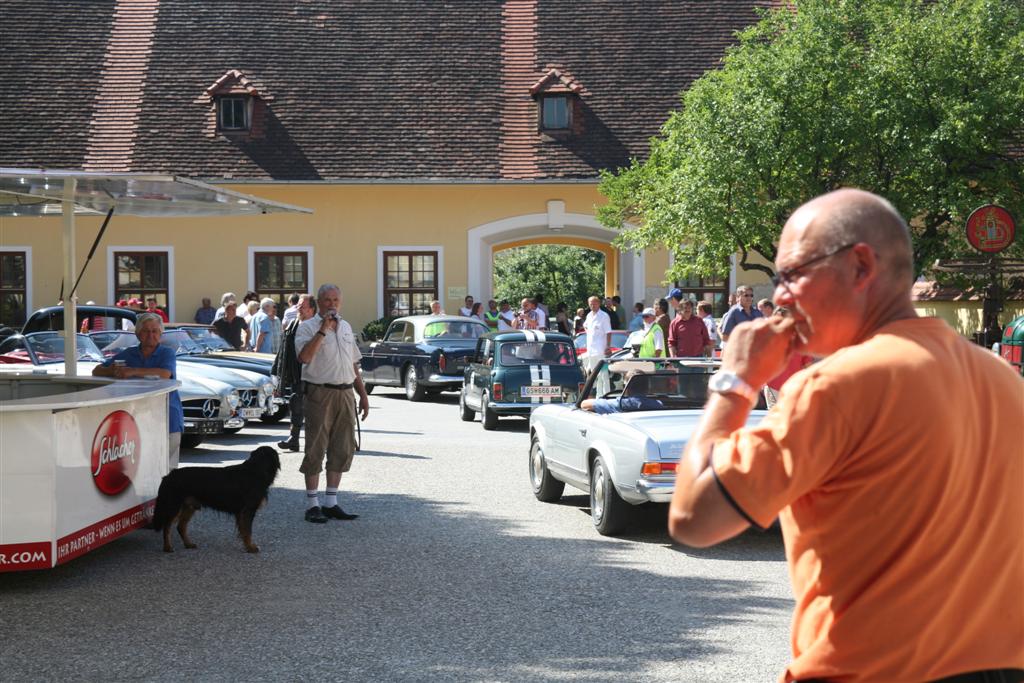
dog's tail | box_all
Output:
[149,476,180,532]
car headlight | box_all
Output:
[227,391,240,409]
[260,381,274,396]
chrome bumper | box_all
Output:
[487,400,565,415]
[636,476,675,503]
[423,374,464,389]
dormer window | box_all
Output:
[541,95,570,131]
[198,70,273,139]
[217,96,250,132]
[530,67,588,137]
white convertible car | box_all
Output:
[528,357,767,536]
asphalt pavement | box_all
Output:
[0,387,793,682]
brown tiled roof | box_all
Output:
[0,0,777,181]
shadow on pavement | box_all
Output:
[0,489,790,681]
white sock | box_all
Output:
[306,490,321,510]
[324,488,338,508]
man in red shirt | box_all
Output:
[146,296,169,323]
[668,299,713,357]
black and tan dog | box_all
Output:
[151,446,281,553]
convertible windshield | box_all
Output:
[587,359,718,410]
[499,341,575,366]
[90,329,205,358]
[24,332,104,364]
[159,329,206,355]
[423,320,488,340]
[180,326,234,351]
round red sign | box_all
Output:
[965,205,1016,253]
[90,410,141,496]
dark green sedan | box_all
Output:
[459,330,584,430]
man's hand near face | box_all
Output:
[721,316,798,388]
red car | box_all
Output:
[573,330,630,361]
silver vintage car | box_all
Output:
[528,357,767,536]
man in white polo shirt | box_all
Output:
[295,284,371,524]
[583,295,612,395]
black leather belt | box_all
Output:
[306,382,353,390]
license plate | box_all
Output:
[239,407,262,418]
[521,385,562,398]
[199,421,222,434]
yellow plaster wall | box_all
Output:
[914,301,1024,337]
[1,183,616,331]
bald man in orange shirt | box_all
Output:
[669,189,1024,682]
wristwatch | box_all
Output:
[708,370,758,405]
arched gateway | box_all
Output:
[467,202,644,308]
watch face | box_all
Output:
[710,371,736,392]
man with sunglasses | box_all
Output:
[668,189,1023,682]
[719,285,762,343]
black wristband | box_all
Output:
[315,331,326,337]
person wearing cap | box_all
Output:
[637,307,666,358]
[669,298,714,358]
[668,287,685,315]
[212,299,248,350]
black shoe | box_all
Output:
[322,505,359,520]
[278,439,299,452]
[304,506,327,523]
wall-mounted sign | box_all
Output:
[966,205,1015,253]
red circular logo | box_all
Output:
[90,410,141,496]
[966,205,1016,253]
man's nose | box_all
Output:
[773,281,794,308]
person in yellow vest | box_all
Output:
[638,307,665,358]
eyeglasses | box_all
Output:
[771,243,856,288]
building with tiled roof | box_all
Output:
[2,0,789,330]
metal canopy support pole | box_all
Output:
[62,179,78,377]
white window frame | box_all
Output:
[376,246,444,319]
[0,246,33,323]
[106,245,174,320]
[247,246,314,299]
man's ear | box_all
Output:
[851,243,877,291]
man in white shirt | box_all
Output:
[295,284,371,524]
[497,300,515,331]
[531,297,548,329]
[281,293,301,327]
[458,295,474,317]
[584,295,613,396]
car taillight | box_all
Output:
[439,354,447,372]
[493,382,503,401]
[641,462,677,475]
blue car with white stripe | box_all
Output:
[460,330,584,430]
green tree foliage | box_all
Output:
[492,245,605,312]
[598,0,1024,280]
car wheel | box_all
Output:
[364,383,375,394]
[481,392,498,430]
[180,434,204,449]
[590,455,632,536]
[459,389,475,421]
[404,366,426,402]
[529,436,564,502]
